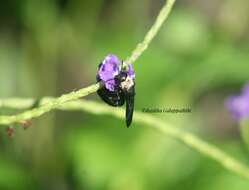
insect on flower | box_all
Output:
[96,54,135,127]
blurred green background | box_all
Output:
[1,0,249,189]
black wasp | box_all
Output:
[96,54,135,127]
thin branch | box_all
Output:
[0,84,100,125]
[0,0,176,126]
[125,0,176,63]
[1,97,249,180]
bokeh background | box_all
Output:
[1,0,249,189]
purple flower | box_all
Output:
[225,83,249,121]
[97,54,121,91]
[96,54,135,91]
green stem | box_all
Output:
[0,84,100,125]
[125,0,176,63]
[0,0,176,125]
[1,97,249,180]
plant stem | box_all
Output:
[0,0,176,125]
[125,0,176,63]
[0,84,100,125]
[1,97,249,180]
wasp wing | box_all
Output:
[124,85,135,127]
[97,87,125,107]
